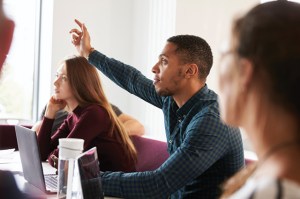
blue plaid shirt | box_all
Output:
[89,51,244,199]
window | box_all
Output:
[0,0,40,125]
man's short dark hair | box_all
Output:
[167,35,213,79]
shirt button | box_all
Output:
[169,140,172,144]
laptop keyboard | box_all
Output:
[45,174,58,191]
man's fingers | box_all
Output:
[69,28,82,36]
[70,31,82,45]
[75,19,83,29]
[81,23,88,37]
[71,39,76,45]
[72,34,80,42]
[72,34,77,40]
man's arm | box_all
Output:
[89,50,163,108]
[100,114,231,198]
[70,20,164,109]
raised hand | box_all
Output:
[69,19,93,58]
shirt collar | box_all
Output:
[174,84,209,118]
[72,105,82,115]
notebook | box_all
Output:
[15,125,57,194]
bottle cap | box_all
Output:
[58,138,84,159]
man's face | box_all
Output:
[152,42,187,96]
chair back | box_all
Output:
[130,136,169,171]
[0,124,31,150]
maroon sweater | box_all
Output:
[37,104,136,172]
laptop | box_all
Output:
[75,147,104,199]
[15,125,57,194]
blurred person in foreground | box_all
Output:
[0,1,28,199]
[0,0,14,73]
[219,1,300,198]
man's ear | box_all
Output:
[185,64,198,78]
[239,58,254,90]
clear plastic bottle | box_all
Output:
[57,138,84,199]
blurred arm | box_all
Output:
[31,120,42,134]
[118,113,145,136]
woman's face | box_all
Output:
[53,63,73,101]
[218,38,243,126]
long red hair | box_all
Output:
[64,56,137,162]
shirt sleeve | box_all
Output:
[100,113,230,198]
[37,117,56,161]
[38,105,69,135]
[38,106,110,166]
[51,110,68,135]
[89,50,164,109]
[39,105,46,120]
[54,106,109,149]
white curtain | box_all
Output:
[145,0,176,141]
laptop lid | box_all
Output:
[15,125,48,192]
[72,147,104,199]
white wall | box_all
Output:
[176,0,259,93]
[175,0,259,148]
[40,0,170,140]
[40,0,138,119]
[40,0,259,140]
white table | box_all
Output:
[0,150,118,199]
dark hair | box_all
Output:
[233,1,300,118]
[222,1,300,197]
[167,35,213,79]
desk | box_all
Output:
[0,151,118,199]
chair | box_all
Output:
[130,136,169,172]
[0,124,31,150]
[0,125,170,171]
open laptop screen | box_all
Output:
[14,125,57,193]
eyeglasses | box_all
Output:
[219,50,239,63]
[55,73,68,82]
[220,50,235,57]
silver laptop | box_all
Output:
[15,125,57,193]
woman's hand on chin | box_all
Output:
[44,96,67,119]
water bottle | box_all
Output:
[57,138,84,199]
